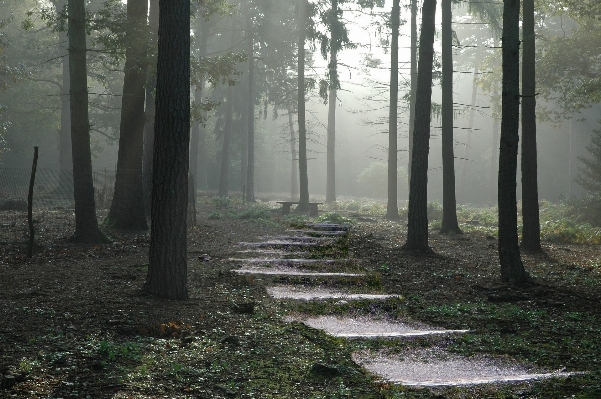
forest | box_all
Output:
[0,0,600,397]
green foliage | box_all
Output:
[356,161,407,199]
[576,123,601,195]
[315,212,354,225]
[211,195,231,208]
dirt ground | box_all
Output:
[1,201,600,398]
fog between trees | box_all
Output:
[0,0,598,206]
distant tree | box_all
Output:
[498,0,529,285]
[403,0,437,251]
[107,0,148,229]
[440,0,461,234]
[297,0,310,209]
[67,0,105,243]
[520,0,541,251]
[245,1,256,202]
[576,124,601,195]
[407,0,417,191]
[218,83,234,197]
[145,0,190,300]
[384,0,401,220]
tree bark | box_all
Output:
[459,64,478,195]
[297,0,310,208]
[143,0,159,214]
[218,85,234,197]
[440,0,461,234]
[403,0,437,252]
[408,0,417,192]
[68,0,105,243]
[107,0,148,229]
[325,0,338,204]
[145,0,190,300]
[288,110,299,200]
[520,0,541,251]
[489,36,500,206]
[245,4,256,203]
[385,0,400,220]
[499,0,529,285]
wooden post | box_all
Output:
[27,146,39,258]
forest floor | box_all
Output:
[1,197,601,398]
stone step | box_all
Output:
[306,223,349,231]
[292,315,468,338]
[352,350,578,387]
[288,229,348,236]
[258,235,336,242]
[232,268,364,277]
[238,240,319,248]
[267,286,399,301]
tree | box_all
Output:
[520,0,541,251]
[245,2,256,202]
[68,0,105,243]
[218,83,234,197]
[145,0,190,300]
[440,0,461,234]
[384,0,401,220]
[403,0,437,251]
[407,0,417,191]
[498,0,529,285]
[107,0,148,229]
[576,125,601,195]
[297,0,310,208]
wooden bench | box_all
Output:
[276,201,323,216]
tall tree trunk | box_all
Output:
[143,0,159,214]
[67,0,104,243]
[499,0,529,285]
[297,0,310,208]
[520,0,541,251]
[107,0,148,229]
[145,0,190,300]
[385,0,400,220]
[403,0,437,252]
[288,110,299,200]
[190,20,209,197]
[440,0,461,234]
[489,37,500,206]
[408,0,417,192]
[245,4,256,202]
[218,85,234,197]
[58,27,73,196]
[459,64,478,195]
[325,0,338,204]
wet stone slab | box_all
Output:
[266,285,399,301]
[238,240,320,248]
[229,258,336,264]
[353,350,577,387]
[290,315,468,338]
[258,236,337,242]
[232,267,365,277]
[288,229,348,236]
[306,223,349,231]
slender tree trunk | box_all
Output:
[107,0,148,229]
[385,0,400,220]
[288,110,299,200]
[67,0,104,243]
[325,0,338,204]
[499,0,529,285]
[58,28,73,197]
[489,37,500,205]
[218,85,234,197]
[440,0,461,234]
[143,0,159,214]
[145,0,190,300]
[520,0,541,251]
[245,4,256,202]
[403,0,437,252]
[190,20,209,197]
[297,0,310,208]
[408,0,417,192]
[459,64,478,195]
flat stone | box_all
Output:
[258,236,336,242]
[292,315,468,338]
[353,350,577,387]
[229,258,335,264]
[239,240,319,248]
[232,268,364,277]
[288,229,348,236]
[266,285,398,300]
[306,223,349,231]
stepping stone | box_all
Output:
[306,223,349,231]
[232,267,364,277]
[239,240,319,248]
[258,236,336,243]
[229,258,336,265]
[292,315,468,338]
[266,286,398,301]
[352,350,577,387]
[288,230,348,237]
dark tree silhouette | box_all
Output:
[385,0,401,221]
[245,2,256,202]
[67,0,105,243]
[218,84,234,197]
[145,0,190,300]
[403,0,437,251]
[499,0,529,285]
[407,0,417,190]
[107,0,148,229]
[520,0,541,251]
[440,0,461,234]
[297,0,310,208]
